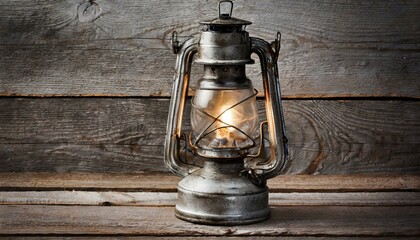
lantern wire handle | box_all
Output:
[248,35,289,180]
[164,37,199,177]
[218,0,233,19]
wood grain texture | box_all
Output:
[1,191,419,206]
[0,236,411,240]
[0,98,419,174]
[1,0,419,44]
[0,173,418,192]
[1,0,419,97]
[0,1,419,237]
[0,205,419,236]
[2,237,419,240]
[1,42,418,98]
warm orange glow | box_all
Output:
[191,88,258,149]
[217,106,235,139]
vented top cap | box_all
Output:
[200,1,251,31]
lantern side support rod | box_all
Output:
[249,36,289,180]
[164,37,200,177]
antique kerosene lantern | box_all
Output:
[164,1,288,225]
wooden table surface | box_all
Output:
[1,1,419,238]
[1,173,419,239]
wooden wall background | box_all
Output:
[0,0,419,175]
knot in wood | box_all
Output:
[78,1,102,23]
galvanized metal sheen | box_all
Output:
[164,0,288,225]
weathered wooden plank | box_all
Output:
[0,191,177,206]
[2,237,419,240]
[1,42,419,98]
[0,237,347,240]
[0,173,418,192]
[0,205,419,236]
[0,98,168,145]
[0,173,180,192]
[268,174,420,192]
[1,191,419,206]
[0,44,175,97]
[0,98,419,174]
[0,237,355,240]
[7,237,408,240]
[1,0,419,45]
[269,192,420,206]
[0,144,165,173]
[1,0,419,98]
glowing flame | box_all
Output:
[216,106,237,140]
[220,107,234,126]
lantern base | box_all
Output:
[175,160,270,225]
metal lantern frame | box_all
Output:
[164,0,288,225]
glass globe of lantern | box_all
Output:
[190,66,259,159]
